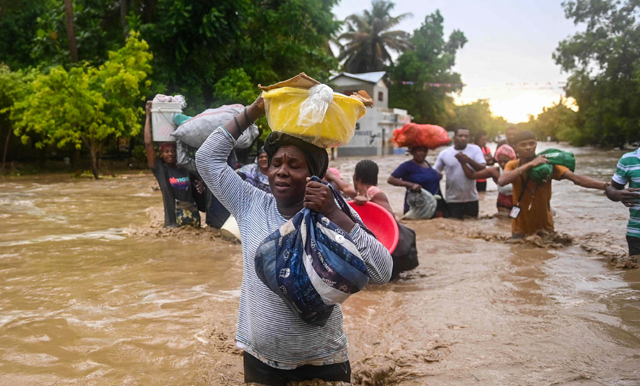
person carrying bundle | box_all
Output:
[389,123,449,217]
[497,130,607,237]
[195,75,391,385]
[143,101,205,227]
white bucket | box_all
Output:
[151,101,182,142]
[220,215,241,241]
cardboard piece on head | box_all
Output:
[258,72,374,107]
[259,73,320,91]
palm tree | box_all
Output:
[338,0,412,73]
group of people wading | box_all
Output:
[144,92,639,385]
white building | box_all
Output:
[330,71,411,156]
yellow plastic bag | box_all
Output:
[262,86,367,148]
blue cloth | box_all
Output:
[391,160,442,213]
[255,177,371,327]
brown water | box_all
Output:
[1,143,639,385]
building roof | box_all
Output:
[330,71,386,84]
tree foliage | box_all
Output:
[554,0,640,147]
[338,0,412,73]
[388,10,467,125]
[0,65,38,170]
[12,33,152,178]
[450,99,509,139]
[516,98,579,143]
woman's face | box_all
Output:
[258,153,268,174]
[161,145,176,165]
[411,147,428,163]
[477,135,488,148]
[497,154,512,170]
[267,145,311,205]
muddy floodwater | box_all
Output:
[1,143,640,385]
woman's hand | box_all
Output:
[410,183,422,192]
[304,178,355,232]
[304,179,338,216]
[247,94,265,122]
[145,100,153,115]
[195,179,205,194]
[354,195,369,206]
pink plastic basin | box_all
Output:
[348,201,399,254]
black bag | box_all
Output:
[391,222,419,279]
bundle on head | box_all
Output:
[392,123,451,150]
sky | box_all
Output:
[333,0,580,123]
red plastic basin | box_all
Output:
[348,201,399,254]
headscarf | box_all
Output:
[514,130,536,145]
[494,144,517,160]
[264,132,329,178]
[159,142,176,153]
[258,146,266,155]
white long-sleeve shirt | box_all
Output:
[195,127,392,369]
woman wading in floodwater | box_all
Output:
[195,95,392,385]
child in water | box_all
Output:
[324,160,393,214]
[324,160,418,279]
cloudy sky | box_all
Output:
[333,0,580,123]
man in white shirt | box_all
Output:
[435,127,486,219]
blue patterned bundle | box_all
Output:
[255,177,370,326]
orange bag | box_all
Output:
[392,123,450,150]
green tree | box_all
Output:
[388,10,467,125]
[0,65,37,171]
[451,99,508,139]
[0,0,48,70]
[554,0,640,147]
[13,33,152,179]
[337,0,412,73]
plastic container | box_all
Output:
[347,201,399,253]
[151,101,182,142]
[262,87,366,148]
[220,215,241,241]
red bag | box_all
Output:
[392,123,450,150]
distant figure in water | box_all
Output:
[498,131,606,238]
[144,101,205,227]
[325,161,419,280]
[435,127,487,219]
[456,144,517,215]
[605,147,640,259]
[474,129,494,192]
[387,146,444,217]
[237,147,270,193]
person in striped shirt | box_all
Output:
[605,149,640,255]
[195,95,392,385]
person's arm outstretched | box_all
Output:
[498,156,547,186]
[460,161,500,182]
[459,152,487,171]
[143,101,156,168]
[324,169,357,198]
[561,171,606,190]
[387,175,421,192]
